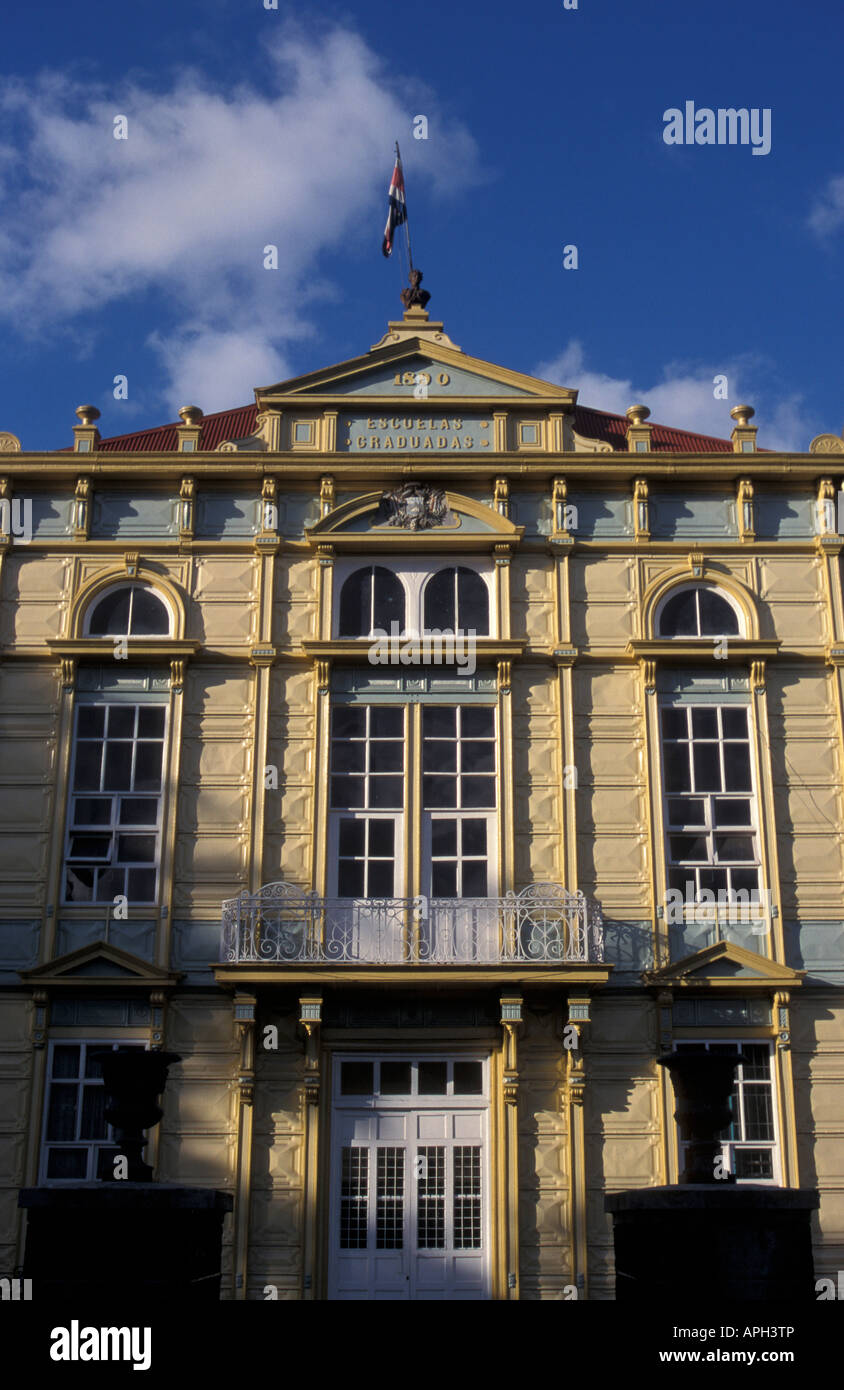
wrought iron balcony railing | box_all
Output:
[220,882,604,966]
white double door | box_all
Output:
[328,1060,490,1300]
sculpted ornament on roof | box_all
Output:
[379,482,455,530]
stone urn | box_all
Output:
[658,1050,741,1183]
[92,1048,182,1181]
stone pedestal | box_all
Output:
[20,1184,233,1302]
[605,1185,819,1300]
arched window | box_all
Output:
[656,586,741,639]
[423,567,489,634]
[86,585,171,637]
[338,566,405,637]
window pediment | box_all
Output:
[306,490,523,550]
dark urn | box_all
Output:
[93,1048,182,1182]
[658,1050,741,1184]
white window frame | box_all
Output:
[654,584,745,639]
[659,699,762,913]
[40,1039,149,1184]
[83,583,175,638]
[62,697,169,906]
[333,558,495,640]
[673,1040,782,1185]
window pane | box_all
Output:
[80,1085,107,1140]
[46,1148,87,1180]
[117,834,156,863]
[129,588,169,635]
[692,744,722,792]
[432,862,457,896]
[461,820,487,856]
[89,588,131,635]
[126,868,156,901]
[332,742,366,773]
[380,1062,411,1095]
[661,708,687,739]
[664,745,691,792]
[332,708,366,739]
[714,834,755,861]
[423,707,456,738]
[733,1149,773,1180]
[104,744,133,791]
[699,590,739,635]
[367,820,395,856]
[460,742,495,773]
[47,1085,78,1141]
[338,859,365,897]
[74,797,112,825]
[133,743,163,792]
[721,708,748,738]
[369,777,403,809]
[713,798,752,825]
[107,707,135,738]
[691,708,718,739]
[137,707,166,738]
[331,776,364,809]
[338,820,365,856]
[669,835,708,861]
[52,1045,80,1079]
[460,776,496,808]
[418,1062,448,1095]
[73,743,103,791]
[65,867,94,901]
[658,590,697,636]
[423,775,456,808]
[724,745,752,791]
[369,742,403,773]
[731,868,760,896]
[453,1062,483,1095]
[423,740,457,772]
[424,570,456,630]
[372,567,405,633]
[431,820,458,856]
[339,568,372,637]
[699,867,728,894]
[667,797,706,825]
[77,707,105,738]
[461,708,494,739]
[67,834,111,860]
[742,1089,774,1141]
[367,860,394,896]
[456,569,489,634]
[370,708,404,738]
[119,798,158,826]
[463,861,488,896]
[341,1062,374,1096]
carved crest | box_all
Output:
[379,482,454,531]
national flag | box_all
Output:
[381,155,407,258]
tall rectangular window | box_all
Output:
[674,1041,779,1182]
[63,701,167,904]
[41,1041,146,1182]
[330,706,405,897]
[660,703,760,901]
[423,706,497,898]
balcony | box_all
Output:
[220,882,604,967]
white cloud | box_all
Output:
[534,340,816,451]
[808,175,844,237]
[0,24,481,412]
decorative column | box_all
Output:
[232,993,257,1301]
[500,993,522,1299]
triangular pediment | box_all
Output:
[20,941,181,989]
[643,940,804,990]
[256,335,576,405]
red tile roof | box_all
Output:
[62,402,736,455]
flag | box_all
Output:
[381,155,406,258]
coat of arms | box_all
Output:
[380,482,454,531]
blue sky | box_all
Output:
[0,0,842,451]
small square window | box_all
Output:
[294,422,313,443]
[180,438,196,452]
[519,423,539,445]
[635,439,648,452]
[741,440,754,452]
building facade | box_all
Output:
[1,302,843,1299]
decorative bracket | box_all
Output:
[73,477,91,541]
[299,993,323,1105]
[751,660,766,694]
[234,993,257,1106]
[737,479,755,542]
[494,477,509,518]
[170,660,185,694]
[633,478,650,542]
[60,658,76,691]
[179,477,195,541]
[500,993,523,1106]
[315,659,331,696]
[643,659,657,696]
[774,990,791,1051]
[319,477,335,518]
[497,660,512,696]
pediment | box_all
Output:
[306,490,523,545]
[256,339,576,405]
[643,940,804,990]
[20,941,181,989]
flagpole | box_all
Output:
[396,140,415,273]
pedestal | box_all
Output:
[19,1184,233,1302]
[605,1186,819,1300]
